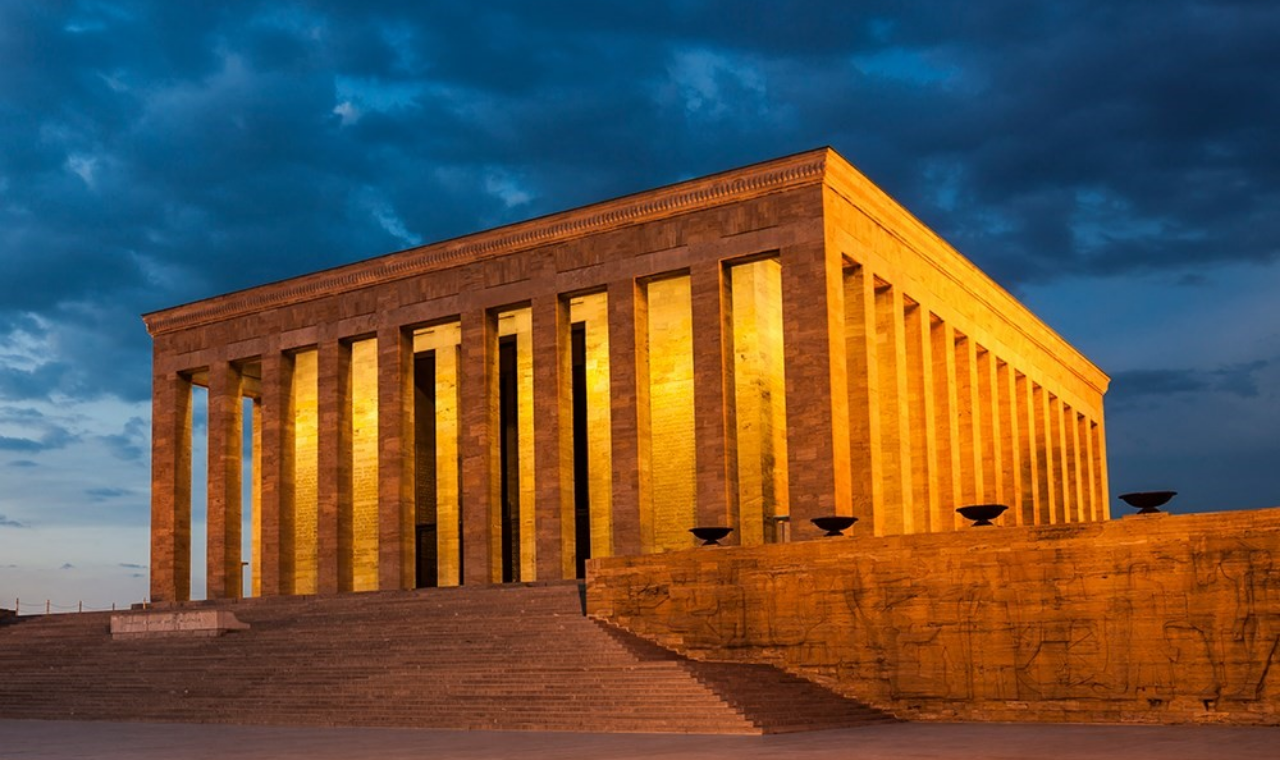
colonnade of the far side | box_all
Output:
[149,240,1108,604]
[840,261,1109,537]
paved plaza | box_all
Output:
[2,719,1278,760]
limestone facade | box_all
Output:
[144,148,1109,602]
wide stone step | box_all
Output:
[0,583,894,733]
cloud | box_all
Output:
[86,487,130,501]
[118,562,145,569]
[1110,360,1272,407]
[59,563,74,570]
[0,514,25,528]
[7,460,38,468]
[100,416,148,461]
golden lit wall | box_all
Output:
[497,308,536,579]
[644,275,696,552]
[569,293,613,557]
[350,338,379,591]
[291,349,318,593]
[250,398,261,597]
[730,259,789,545]
[414,323,462,586]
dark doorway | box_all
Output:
[413,351,438,588]
[571,322,591,578]
[498,335,520,583]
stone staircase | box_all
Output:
[0,582,894,733]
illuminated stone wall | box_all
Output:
[587,508,1280,725]
[350,338,379,592]
[290,349,318,594]
[730,258,788,545]
[570,293,614,558]
[644,275,696,553]
[413,323,463,586]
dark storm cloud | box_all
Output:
[1,0,1277,407]
[1109,360,1272,407]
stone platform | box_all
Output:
[589,507,1280,725]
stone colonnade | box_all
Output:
[145,149,1110,603]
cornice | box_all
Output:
[143,149,830,336]
[821,152,1110,394]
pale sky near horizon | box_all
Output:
[1,1,1278,611]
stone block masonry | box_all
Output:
[587,508,1280,725]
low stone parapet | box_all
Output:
[111,609,249,639]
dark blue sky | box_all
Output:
[1,1,1278,607]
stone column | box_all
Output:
[1016,373,1041,526]
[955,336,984,507]
[608,279,647,557]
[979,349,1003,505]
[781,240,852,537]
[873,281,911,536]
[999,361,1023,524]
[459,310,499,583]
[1085,411,1095,516]
[904,303,938,534]
[150,368,192,603]
[930,319,962,530]
[1034,384,1056,524]
[257,351,294,596]
[532,294,570,579]
[377,326,415,590]
[690,261,736,536]
[1065,407,1082,523]
[1093,419,1110,520]
[317,340,353,594]
[206,361,243,600]
[842,265,879,530]
[1047,394,1067,524]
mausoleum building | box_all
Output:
[144,148,1109,603]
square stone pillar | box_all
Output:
[532,295,571,580]
[978,348,1003,505]
[257,351,294,596]
[955,335,984,507]
[317,340,353,594]
[843,264,880,532]
[1050,395,1069,524]
[690,261,736,537]
[1016,373,1042,526]
[1033,383,1056,525]
[377,326,415,590]
[150,368,192,603]
[1093,419,1110,520]
[459,310,498,584]
[206,361,243,600]
[607,279,648,557]
[781,240,852,536]
[904,302,938,535]
[999,361,1023,524]
[873,281,911,536]
[930,318,962,531]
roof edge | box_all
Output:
[143,148,832,336]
